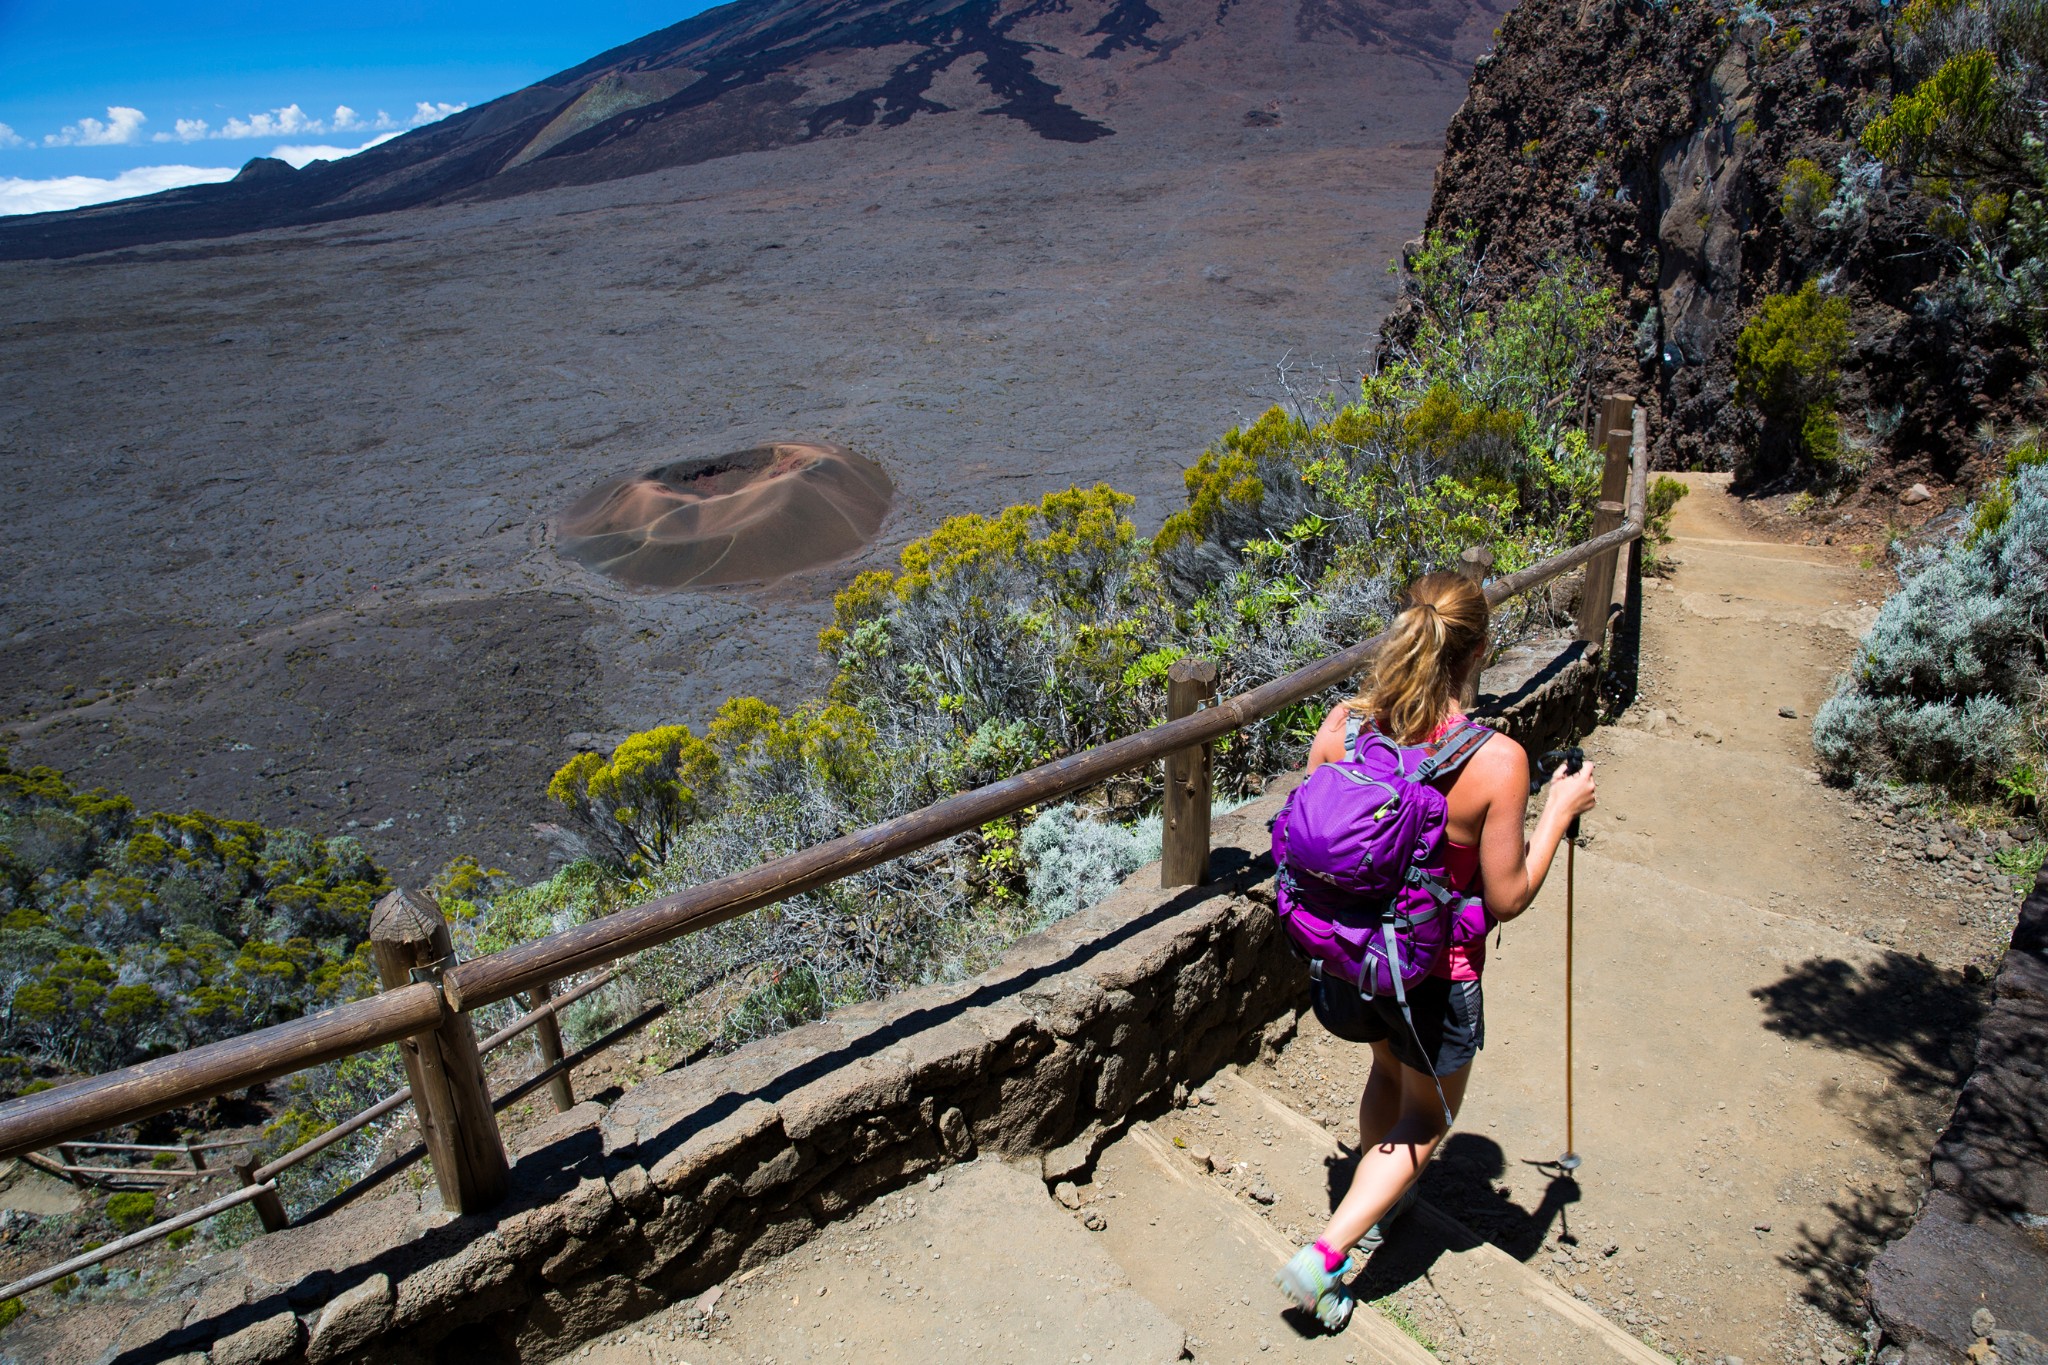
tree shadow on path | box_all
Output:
[1750,949,1988,1326]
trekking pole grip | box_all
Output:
[1535,747,1586,841]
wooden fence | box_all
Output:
[0,397,1649,1292]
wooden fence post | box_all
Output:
[1161,658,1219,888]
[370,890,509,1215]
[1576,394,1637,645]
[233,1157,289,1233]
[1456,545,1494,709]
[523,982,576,1113]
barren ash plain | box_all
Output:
[0,0,1497,881]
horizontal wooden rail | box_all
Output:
[49,1164,216,1183]
[0,1177,278,1305]
[0,409,1647,1164]
[54,1138,252,1154]
[0,984,444,1161]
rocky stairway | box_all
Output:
[566,1063,1666,1364]
[1099,1068,1671,1365]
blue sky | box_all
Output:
[0,1,717,214]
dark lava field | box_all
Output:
[0,0,1495,881]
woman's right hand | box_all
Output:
[1546,761,1597,823]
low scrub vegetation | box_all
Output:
[0,759,386,1086]
[1733,281,1854,477]
[1814,459,2047,819]
[1779,157,1839,224]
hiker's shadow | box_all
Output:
[1323,1132,1580,1301]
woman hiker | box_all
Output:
[1273,571,1598,1330]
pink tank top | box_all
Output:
[1432,840,1485,981]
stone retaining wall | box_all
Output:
[34,630,1611,1365]
[1866,866,2048,1364]
[75,804,1302,1365]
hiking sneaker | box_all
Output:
[1277,1245,1357,1333]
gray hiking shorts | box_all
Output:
[1308,972,1484,1078]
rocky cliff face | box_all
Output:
[1397,0,2037,493]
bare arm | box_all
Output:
[1472,744,1597,923]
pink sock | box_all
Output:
[1314,1240,1346,1273]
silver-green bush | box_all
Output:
[1813,464,2048,794]
[1021,805,1163,923]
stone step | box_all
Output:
[1127,1067,1671,1365]
[570,1157,1190,1365]
[1086,1116,1438,1365]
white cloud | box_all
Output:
[0,124,23,149]
[140,101,449,144]
[269,132,401,168]
[154,117,212,143]
[410,101,466,126]
[330,106,399,134]
[0,163,235,217]
[43,106,148,147]
[218,104,319,140]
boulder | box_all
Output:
[304,1273,391,1364]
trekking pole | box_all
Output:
[1537,748,1586,1173]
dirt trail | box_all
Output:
[564,475,1994,1364]
[1247,474,1993,1365]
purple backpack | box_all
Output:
[1270,714,1493,1005]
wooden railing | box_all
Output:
[0,399,1649,1244]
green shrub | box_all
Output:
[1733,283,1853,472]
[1019,805,1163,923]
[545,726,723,871]
[104,1192,157,1234]
[1995,840,2047,881]
[1862,0,2048,332]
[0,1298,21,1329]
[0,760,387,1077]
[1970,442,2048,541]
[1642,476,1692,575]
[165,1227,195,1249]
[1780,158,1838,222]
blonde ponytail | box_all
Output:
[1351,572,1489,744]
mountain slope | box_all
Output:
[0,0,1498,259]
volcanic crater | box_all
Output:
[557,442,894,590]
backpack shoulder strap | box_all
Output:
[1343,710,1365,761]
[1414,721,1494,782]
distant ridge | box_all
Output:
[0,0,1497,259]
